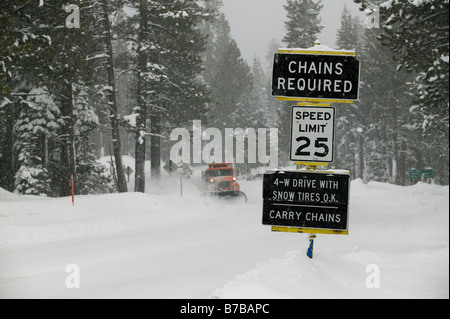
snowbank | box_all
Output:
[213,181,449,299]
[0,185,206,248]
[0,172,448,299]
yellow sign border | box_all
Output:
[278,49,356,56]
[276,96,354,104]
[295,162,329,167]
[267,168,351,175]
[272,226,349,235]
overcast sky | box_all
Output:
[221,0,366,68]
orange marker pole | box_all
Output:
[71,174,74,206]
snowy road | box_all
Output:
[0,187,301,298]
[1,173,449,299]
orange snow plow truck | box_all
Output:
[202,163,247,201]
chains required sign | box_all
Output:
[290,105,335,163]
[272,53,360,101]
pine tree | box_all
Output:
[333,6,365,177]
[1,1,116,196]
[206,13,253,131]
[350,9,421,185]
[265,38,282,144]
[0,1,55,192]
[14,87,63,195]
[278,0,324,165]
[21,1,106,196]
[0,97,15,191]
[199,0,223,89]
[243,57,273,174]
[250,57,270,129]
[354,0,449,184]
[98,0,128,193]
[336,4,361,51]
[120,0,210,191]
[283,0,324,48]
[151,0,210,171]
[0,1,52,97]
[72,87,113,195]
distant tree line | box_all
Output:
[0,0,274,196]
[0,0,448,197]
[280,0,448,185]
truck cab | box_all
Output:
[202,163,240,193]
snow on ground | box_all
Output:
[214,180,449,299]
[0,163,448,299]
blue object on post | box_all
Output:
[307,239,314,259]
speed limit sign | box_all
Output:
[290,105,335,163]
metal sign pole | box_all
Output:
[295,98,330,259]
[268,41,357,261]
[296,160,321,259]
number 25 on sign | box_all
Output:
[290,105,335,163]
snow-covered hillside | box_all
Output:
[0,167,448,299]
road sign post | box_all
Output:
[267,42,359,259]
[125,166,134,183]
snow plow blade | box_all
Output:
[204,191,247,202]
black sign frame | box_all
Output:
[272,53,360,101]
[262,170,350,231]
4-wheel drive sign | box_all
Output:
[290,105,335,163]
[262,170,350,231]
[272,52,360,101]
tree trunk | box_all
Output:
[60,139,70,197]
[392,101,399,185]
[41,133,48,170]
[102,0,127,193]
[134,0,148,193]
[5,104,15,191]
[59,84,76,196]
[68,85,77,194]
[398,140,406,186]
[358,133,364,181]
[150,114,161,180]
[134,127,146,192]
